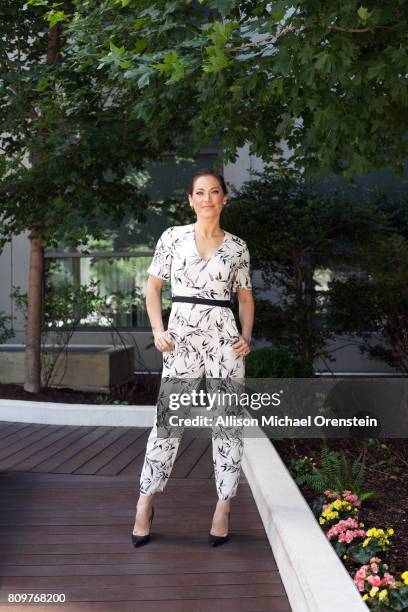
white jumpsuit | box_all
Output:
[139,223,252,500]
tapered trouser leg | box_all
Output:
[207,377,245,500]
[139,377,203,496]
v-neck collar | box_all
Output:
[191,223,228,263]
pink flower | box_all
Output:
[367,575,381,587]
[369,557,381,564]
[383,573,395,586]
[324,490,340,499]
[370,563,379,574]
[355,579,365,592]
[355,568,367,580]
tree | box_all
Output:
[327,233,408,373]
[0,1,188,391]
[34,0,408,179]
[222,170,387,367]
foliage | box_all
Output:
[11,283,106,386]
[349,527,395,565]
[288,454,317,487]
[95,396,130,405]
[245,347,313,377]
[327,232,408,373]
[0,311,14,344]
[0,1,182,253]
[224,171,383,365]
[28,0,408,179]
[303,441,377,500]
[365,438,406,476]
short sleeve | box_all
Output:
[232,242,252,292]
[147,227,173,281]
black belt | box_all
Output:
[172,296,232,308]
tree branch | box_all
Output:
[228,23,384,53]
[229,26,296,52]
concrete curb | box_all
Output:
[241,424,368,612]
[0,399,156,427]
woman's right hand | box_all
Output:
[153,330,175,352]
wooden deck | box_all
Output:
[0,420,292,611]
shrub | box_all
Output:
[245,347,313,378]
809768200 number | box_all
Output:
[7,593,67,603]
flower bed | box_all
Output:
[274,438,408,610]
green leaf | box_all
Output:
[137,71,151,88]
[45,10,66,27]
[203,45,230,73]
[357,6,371,23]
[152,50,185,82]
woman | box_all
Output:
[132,169,254,547]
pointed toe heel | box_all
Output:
[131,506,155,548]
[208,533,230,547]
[208,511,230,547]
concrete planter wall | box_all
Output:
[0,344,135,392]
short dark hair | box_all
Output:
[189,168,228,195]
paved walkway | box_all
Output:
[0,421,292,611]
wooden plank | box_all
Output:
[27,427,112,472]
[0,535,270,555]
[0,559,277,576]
[0,422,33,441]
[0,584,287,601]
[171,438,211,478]
[188,445,213,478]
[0,570,282,588]
[0,515,265,531]
[1,599,291,612]
[74,429,146,475]
[0,426,72,470]
[47,427,133,474]
[9,426,92,472]
[95,431,150,476]
[0,550,276,566]
[0,424,56,457]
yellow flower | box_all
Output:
[369,586,379,598]
[388,528,394,535]
[362,594,368,601]
[359,523,364,527]
[319,518,325,525]
[343,555,348,559]
[401,571,408,585]
[347,505,351,510]
[378,589,388,602]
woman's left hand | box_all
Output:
[232,335,252,357]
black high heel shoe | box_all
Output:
[131,506,155,548]
[208,511,230,547]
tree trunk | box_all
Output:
[24,225,44,393]
[23,24,60,393]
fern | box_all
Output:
[303,442,377,499]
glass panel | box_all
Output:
[45,153,221,254]
[45,256,171,329]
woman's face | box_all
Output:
[188,175,227,220]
